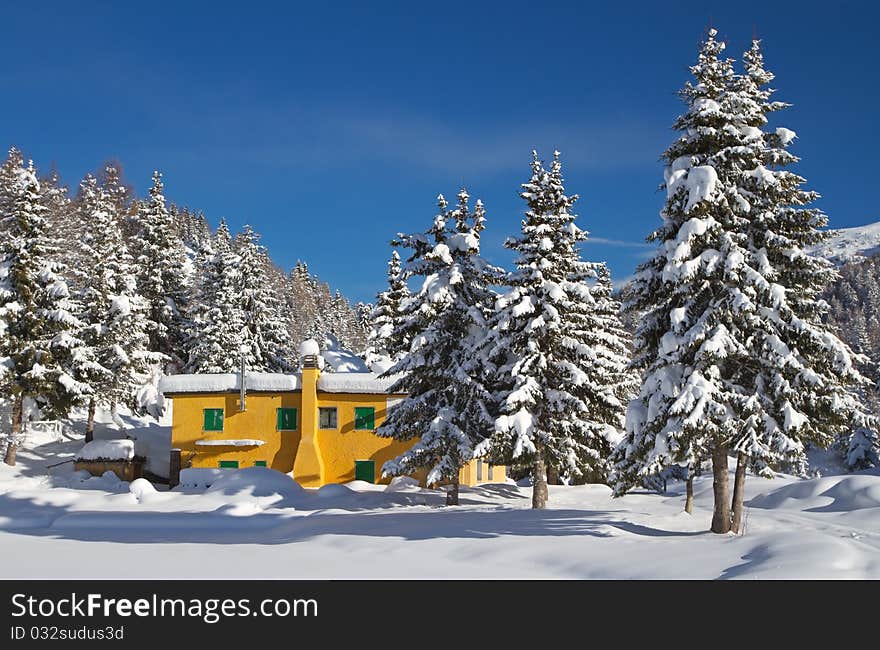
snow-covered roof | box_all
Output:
[320,333,370,372]
[158,372,301,394]
[317,372,404,394]
[158,370,404,395]
[76,439,136,461]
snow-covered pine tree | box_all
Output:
[235,225,292,372]
[38,167,78,277]
[286,261,330,346]
[99,162,136,239]
[0,153,91,465]
[477,151,631,508]
[132,171,190,369]
[589,262,640,446]
[366,250,411,365]
[611,30,873,533]
[185,220,245,373]
[377,191,499,505]
[734,38,877,489]
[354,301,373,341]
[74,174,161,439]
[285,262,316,345]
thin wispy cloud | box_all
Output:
[585,236,653,248]
[147,100,667,177]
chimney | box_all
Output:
[299,338,322,370]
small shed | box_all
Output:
[74,439,145,482]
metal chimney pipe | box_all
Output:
[239,349,247,412]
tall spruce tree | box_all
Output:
[99,162,136,239]
[133,171,189,369]
[75,174,159,439]
[236,225,292,371]
[377,191,499,505]
[611,30,871,533]
[185,220,245,373]
[477,151,632,508]
[366,250,411,365]
[0,153,90,465]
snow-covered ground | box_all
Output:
[0,418,878,579]
[811,220,880,265]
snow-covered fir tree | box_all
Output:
[235,225,292,371]
[743,40,879,475]
[354,301,373,338]
[611,30,873,533]
[132,171,190,369]
[366,250,411,366]
[283,260,365,354]
[38,167,78,278]
[477,151,632,508]
[0,152,90,465]
[377,191,499,505]
[74,174,160,439]
[325,289,366,353]
[99,162,137,239]
[285,261,321,345]
[185,220,246,373]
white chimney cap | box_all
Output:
[300,339,320,357]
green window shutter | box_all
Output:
[355,460,375,483]
[354,407,375,430]
[219,460,239,468]
[204,408,224,431]
[276,408,297,430]
[254,461,267,468]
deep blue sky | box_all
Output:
[2,1,877,303]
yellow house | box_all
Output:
[158,349,506,488]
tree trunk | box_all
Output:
[546,464,559,486]
[710,443,731,534]
[532,446,548,509]
[730,452,747,534]
[85,398,96,443]
[445,474,459,506]
[685,472,694,514]
[3,394,23,467]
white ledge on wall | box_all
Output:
[195,439,266,447]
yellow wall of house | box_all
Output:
[459,458,507,486]
[169,392,302,473]
[312,392,412,485]
[167,382,507,488]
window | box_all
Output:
[219,460,238,468]
[488,464,494,481]
[254,461,267,468]
[354,407,375,430]
[203,408,224,431]
[476,459,483,481]
[276,407,298,431]
[355,460,375,483]
[319,407,338,430]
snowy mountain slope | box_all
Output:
[811,220,880,265]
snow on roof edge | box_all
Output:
[159,372,301,394]
[159,371,406,395]
[317,372,405,394]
